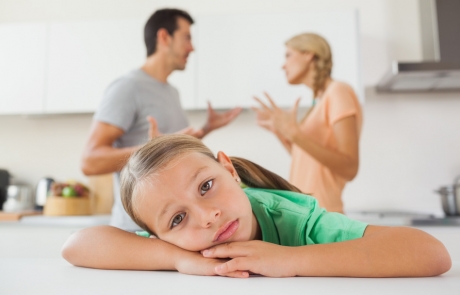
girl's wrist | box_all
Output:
[290,246,312,276]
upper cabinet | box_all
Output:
[44,20,196,113]
[0,24,47,114]
[45,20,145,113]
[0,10,361,114]
[195,11,362,109]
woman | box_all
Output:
[253,33,362,213]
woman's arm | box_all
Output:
[253,93,359,180]
[288,115,359,180]
[61,225,246,277]
[202,226,452,278]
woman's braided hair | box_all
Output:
[286,33,332,98]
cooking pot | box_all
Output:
[435,175,460,216]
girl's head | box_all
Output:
[283,33,333,98]
[120,134,299,251]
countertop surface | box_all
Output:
[1,219,460,294]
[1,258,459,295]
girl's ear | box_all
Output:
[216,151,239,179]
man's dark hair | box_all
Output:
[144,8,194,57]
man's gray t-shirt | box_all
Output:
[94,69,188,231]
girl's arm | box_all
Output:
[202,225,452,278]
[61,225,245,277]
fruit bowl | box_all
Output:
[43,181,92,216]
[43,196,92,216]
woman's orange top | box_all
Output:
[289,81,362,213]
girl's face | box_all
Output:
[282,46,314,85]
[135,151,259,251]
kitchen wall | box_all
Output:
[1,0,459,215]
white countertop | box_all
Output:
[1,258,459,295]
[1,221,460,294]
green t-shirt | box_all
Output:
[245,188,367,246]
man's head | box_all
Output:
[144,8,194,70]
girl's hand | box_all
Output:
[175,250,249,278]
[252,93,301,140]
[202,240,298,277]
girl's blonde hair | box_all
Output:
[120,134,301,234]
[285,33,333,98]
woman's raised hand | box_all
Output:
[202,240,298,278]
[252,93,301,141]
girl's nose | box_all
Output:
[201,208,221,228]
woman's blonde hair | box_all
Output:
[285,33,333,98]
[120,134,301,234]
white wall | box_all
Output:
[1,0,459,215]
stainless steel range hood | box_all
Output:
[377,0,460,92]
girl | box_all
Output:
[253,33,362,213]
[62,134,451,278]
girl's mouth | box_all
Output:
[214,219,239,242]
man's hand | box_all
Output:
[177,126,204,139]
[147,116,162,139]
[201,102,242,137]
[147,116,203,139]
[202,240,298,277]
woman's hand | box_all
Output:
[252,93,301,141]
[202,240,298,278]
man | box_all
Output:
[81,8,242,231]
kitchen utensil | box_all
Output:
[35,177,55,210]
[0,169,10,210]
[435,175,460,216]
[3,185,34,212]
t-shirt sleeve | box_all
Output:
[327,84,359,126]
[94,78,138,132]
[306,209,368,244]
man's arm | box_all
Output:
[81,121,139,176]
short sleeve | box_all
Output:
[94,78,138,132]
[326,84,359,126]
[306,209,368,244]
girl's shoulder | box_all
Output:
[243,188,318,210]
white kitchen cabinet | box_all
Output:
[45,20,145,113]
[45,19,196,113]
[0,10,360,114]
[195,10,362,109]
[0,23,46,114]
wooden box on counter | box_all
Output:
[43,196,92,216]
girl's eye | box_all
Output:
[200,179,213,195]
[171,213,186,228]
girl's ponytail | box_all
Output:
[230,157,301,193]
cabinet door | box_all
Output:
[45,19,196,113]
[195,10,361,109]
[45,20,145,113]
[0,23,46,114]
